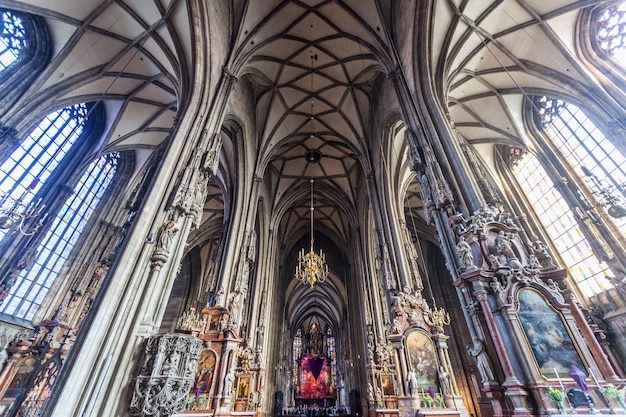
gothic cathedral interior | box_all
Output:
[0,1,624,417]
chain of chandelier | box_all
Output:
[294,48,329,287]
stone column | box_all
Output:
[0,126,19,164]
[129,334,202,417]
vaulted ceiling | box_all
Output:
[3,0,607,328]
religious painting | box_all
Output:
[380,373,395,397]
[193,349,216,396]
[237,375,251,399]
[405,330,438,391]
[517,289,585,378]
[208,314,220,331]
[300,354,328,399]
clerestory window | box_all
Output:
[0,103,116,320]
[511,97,625,297]
[0,9,26,70]
[596,1,626,66]
[1,152,119,320]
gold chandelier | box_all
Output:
[294,49,329,287]
[294,175,329,287]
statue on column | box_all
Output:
[466,337,495,382]
[438,366,451,395]
[456,238,475,272]
[531,236,554,267]
[406,368,418,397]
[156,210,180,254]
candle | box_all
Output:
[554,368,565,390]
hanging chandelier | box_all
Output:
[294,49,329,287]
[294,174,329,287]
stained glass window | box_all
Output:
[537,97,625,232]
[326,327,336,386]
[1,153,119,320]
[512,153,611,297]
[293,328,302,385]
[0,9,26,70]
[597,2,626,65]
[0,104,88,243]
[511,96,625,297]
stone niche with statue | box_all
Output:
[452,205,623,416]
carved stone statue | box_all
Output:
[531,236,554,266]
[456,238,475,271]
[407,368,418,397]
[224,371,235,396]
[368,383,375,405]
[439,365,451,395]
[466,337,494,382]
[156,210,180,253]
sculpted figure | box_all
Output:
[456,238,475,270]
[407,368,418,396]
[156,211,180,252]
[466,337,494,382]
[439,366,451,395]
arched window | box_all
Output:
[0,8,49,109]
[326,327,336,386]
[512,152,611,297]
[597,1,626,65]
[0,104,89,242]
[536,97,625,230]
[292,328,302,386]
[511,96,625,297]
[0,9,26,71]
[1,153,119,320]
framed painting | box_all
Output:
[517,288,586,379]
[194,349,216,395]
[405,330,438,391]
[236,375,251,399]
[380,373,395,397]
[206,314,220,331]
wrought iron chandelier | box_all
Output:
[0,179,47,236]
[294,49,329,287]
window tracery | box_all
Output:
[597,2,626,65]
[0,103,117,320]
[510,96,625,297]
[1,152,119,320]
[0,9,26,70]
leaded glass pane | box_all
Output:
[597,2,626,65]
[0,104,88,242]
[0,10,26,70]
[1,153,119,320]
[513,153,611,297]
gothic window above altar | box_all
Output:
[292,328,302,385]
[326,327,336,386]
[291,319,337,401]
